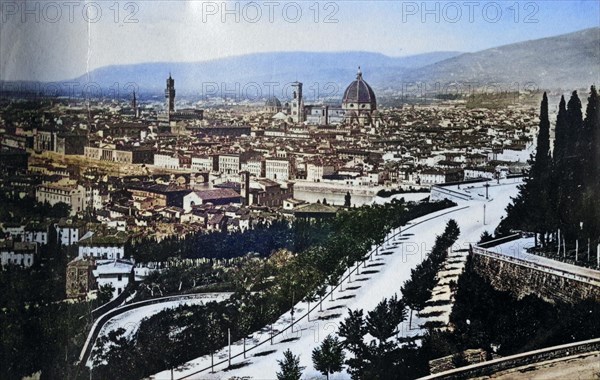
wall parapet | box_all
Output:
[472,246,600,287]
[418,337,600,380]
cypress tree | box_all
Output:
[534,92,551,172]
[552,96,569,243]
[581,86,600,255]
[558,91,584,242]
[511,92,552,245]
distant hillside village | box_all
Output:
[0,68,537,302]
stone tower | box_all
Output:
[290,81,304,123]
[240,171,250,206]
[165,74,175,114]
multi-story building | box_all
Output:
[128,183,190,210]
[85,186,102,210]
[154,153,181,169]
[33,129,56,152]
[93,259,135,299]
[36,183,85,216]
[191,155,213,172]
[55,219,86,246]
[419,169,463,185]
[85,145,155,164]
[78,230,129,260]
[265,158,290,180]
[306,161,336,182]
[218,154,240,175]
[242,178,293,208]
[241,158,264,178]
[24,222,49,245]
[0,241,37,267]
[66,257,96,299]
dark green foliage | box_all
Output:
[339,309,367,352]
[338,295,427,379]
[376,188,429,198]
[401,220,461,312]
[92,328,141,380]
[0,238,92,380]
[0,299,94,380]
[420,257,600,365]
[128,219,326,263]
[312,334,345,380]
[276,349,304,380]
[479,231,494,244]
[344,191,352,207]
[499,87,600,262]
[0,193,72,222]
[366,295,406,342]
[97,283,115,305]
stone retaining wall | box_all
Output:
[420,338,600,379]
[472,253,600,304]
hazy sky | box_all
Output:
[1,0,598,81]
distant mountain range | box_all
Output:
[399,27,599,92]
[2,28,598,100]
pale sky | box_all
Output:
[1,0,598,81]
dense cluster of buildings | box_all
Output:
[0,67,537,301]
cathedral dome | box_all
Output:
[342,67,376,110]
[265,96,282,108]
[264,96,282,113]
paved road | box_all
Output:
[489,238,600,283]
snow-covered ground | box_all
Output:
[90,293,232,361]
[494,145,534,163]
[150,179,522,380]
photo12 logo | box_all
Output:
[399,1,539,23]
[198,1,339,23]
[0,1,139,24]
[200,81,341,102]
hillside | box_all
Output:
[402,27,600,91]
[70,51,462,98]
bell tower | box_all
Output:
[240,171,250,206]
[165,74,176,114]
[290,81,304,123]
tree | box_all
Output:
[97,283,115,305]
[445,219,461,242]
[49,202,71,218]
[479,231,494,244]
[312,335,345,380]
[92,328,141,379]
[366,295,406,343]
[338,309,368,378]
[276,349,304,380]
[344,191,352,207]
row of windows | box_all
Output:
[41,194,70,202]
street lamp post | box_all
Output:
[483,204,486,225]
